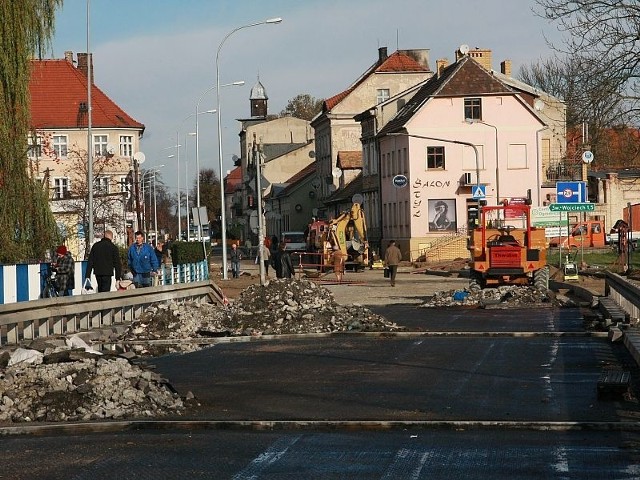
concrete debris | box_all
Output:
[0,344,184,424]
[419,285,555,309]
[122,278,402,344]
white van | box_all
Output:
[281,231,307,252]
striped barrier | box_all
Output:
[0,260,209,305]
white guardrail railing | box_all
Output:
[0,280,221,347]
[605,272,640,322]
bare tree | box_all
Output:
[533,0,640,122]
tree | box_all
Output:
[279,93,323,121]
[533,0,640,122]
[0,0,63,263]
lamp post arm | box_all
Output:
[387,132,481,188]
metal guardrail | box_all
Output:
[605,272,640,322]
[0,280,222,347]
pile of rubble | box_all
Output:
[123,278,402,342]
[0,337,186,424]
[420,285,558,308]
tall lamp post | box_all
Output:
[196,82,243,242]
[216,17,282,279]
[86,0,94,254]
[466,119,498,203]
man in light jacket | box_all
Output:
[384,240,402,287]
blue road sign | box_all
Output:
[556,181,587,203]
[471,185,486,199]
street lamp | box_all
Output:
[141,166,164,240]
[466,119,498,203]
[185,132,197,240]
[196,82,243,242]
[216,17,282,279]
[387,132,480,188]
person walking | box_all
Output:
[384,239,402,287]
[331,245,345,282]
[272,242,294,279]
[54,245,75,296]
[257,243,271,277]
[85,230,123,293]
[127,231,159,288]
[230,243,242,278]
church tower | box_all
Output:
[250,78,268,118]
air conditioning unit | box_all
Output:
[462,172,476,185]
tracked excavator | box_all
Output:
[468,202,549,291]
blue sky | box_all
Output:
[50,0,564,191]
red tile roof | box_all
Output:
[337,151,362,169]
[29,59,144,130]
[323,52,429,111]
[226,166,243,192]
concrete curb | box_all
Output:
[2,419,640,437]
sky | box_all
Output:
[50,0,564,191]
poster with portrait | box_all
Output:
[428,199,457,232]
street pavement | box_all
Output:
[2,272,640,478]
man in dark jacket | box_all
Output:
[85,230,122,292]
[272,242,294,279]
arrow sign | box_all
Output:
[549,203,595,212]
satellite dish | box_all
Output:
[308,150,316,158]
[459,44,470,55]
[133,151,146,164]
[332,167,342,178]
[352,193,364,205]
[534,99,545,111]
[106,143,117,156]
[311,177,321,189]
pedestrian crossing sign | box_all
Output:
[471,185,486,199]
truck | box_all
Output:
[306,203,369,271]
[548,220,606,249]
[468,202,549,291]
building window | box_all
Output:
[427,146,445,169]
[53,177,70,199]
[95,176,109,194]
[464,97,482,120]
[120,135,133,157]
[27,135,42,158]
[93,135,108,156]
[53,135,68,158]
[376,88,390,104]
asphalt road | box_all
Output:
[1,274,638,479]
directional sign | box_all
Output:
[549,203,595,212]
[556,181,587,203]
[471,185,486,199]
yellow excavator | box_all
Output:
[306,203,369,271]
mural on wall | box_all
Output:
[428,199,456,232]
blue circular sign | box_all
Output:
[392,174,408,188]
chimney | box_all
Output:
[500,59,512,77]
[378,46,388,63]
[436,59,449,78]
[468,48,492,71]
[64,51,74,63]
[76,52,94,84]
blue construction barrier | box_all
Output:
[0,260,209,305]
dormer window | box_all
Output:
[377,88,390,104]
[464,97,482,120]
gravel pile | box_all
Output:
[0,339,185,424]
[123,278,403,342]
[420,285,555,308]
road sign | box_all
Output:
[392,175,408,188]
[549,203,595,212]
[556,181,587,203]
[582,150,594,164]
[471,185,486,199]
